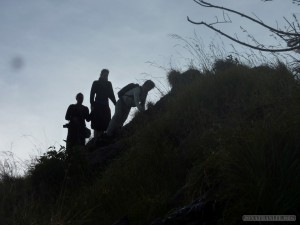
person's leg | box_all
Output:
[107,100,128,136]
[102,105,111,131]
[66,127,77,155]
[113,106,131,135]
[119,106,131,127]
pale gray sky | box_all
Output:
[0,0,297,171]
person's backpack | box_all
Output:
[117,83,139,98]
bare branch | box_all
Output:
[187,17,300,52]
[188,0,300,53]
[193,0,300,37]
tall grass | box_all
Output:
[1,58,299,225]
[57,60,299,225]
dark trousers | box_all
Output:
[66,126,85,152]
[90,104,111,132]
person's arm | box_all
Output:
[85,106,91,122]
[65,105,72,120]
[140,93,147,110]
[108,82,117,105]
[133,87,145,112]
[90,81,96,106]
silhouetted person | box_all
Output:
[90,69,116,138]
[65,93,90,151]
[106,80,155,137]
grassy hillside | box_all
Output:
[1,58,300,225]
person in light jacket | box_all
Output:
[106,80,155,137]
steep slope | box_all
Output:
[79,61,300,225]
[1,60,300,225]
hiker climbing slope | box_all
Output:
[90,69,116,138]
[106,80,155,137]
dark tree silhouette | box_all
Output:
[187,0,300,53]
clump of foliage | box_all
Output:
[167,68,202,90]
[213,55,240,72]
[28,145,93,199]
[0,156,31,225]
[28,146,67,198]
[0,145,94,224]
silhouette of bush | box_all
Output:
[167,68,202,91]
[212,55,240,73]
[167,69,181,89]
[28,146,67,198]
[28,145,92,199]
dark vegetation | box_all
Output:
[1,58,300,224]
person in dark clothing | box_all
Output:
[65,93,90,151]
[90,69,116,138]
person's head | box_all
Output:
[142,80,155,92]
[76,93,84,105]
[100,69,109,81]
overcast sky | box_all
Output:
[0,0,297,172]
